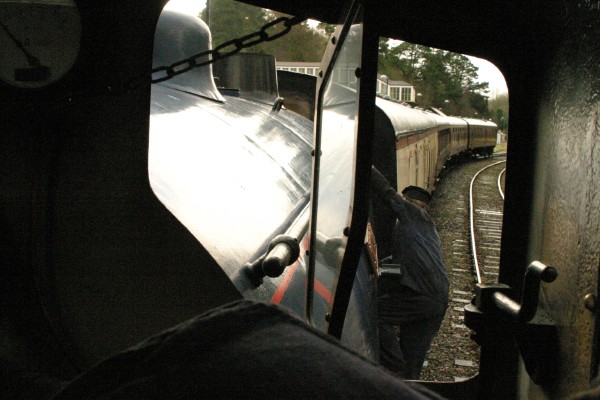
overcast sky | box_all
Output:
[164,0,205,15]
[468,56,508,98]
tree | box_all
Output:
[201,0,327,62]
[377,40,491,117]
[260,14,328,62]
[317,22,335,36]
[378,38,391,72]
[489,94,509,131]
[201,0,267,47]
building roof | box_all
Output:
[378,75,411,87]
[276,61,321,67]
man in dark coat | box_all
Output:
[371,167,449,379]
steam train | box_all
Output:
[1,0,598,399]
[372,99,497,193]
[150,6,499,361]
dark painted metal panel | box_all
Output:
[523,2,600,395]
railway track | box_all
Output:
[420,155,506,382]
[469,160,506,284]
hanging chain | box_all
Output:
[45,14,306,108]
[141,15,305,87]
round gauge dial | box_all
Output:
[0,0,81,89]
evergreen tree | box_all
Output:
[378,40,491,117]
[317,22,336,36]
[201,3,493,118]
[489,94,509,131]
[201,0,267,47]
[201,0,327,62]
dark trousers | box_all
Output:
[378,286,447,379]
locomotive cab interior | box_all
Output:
[1,0,599,399]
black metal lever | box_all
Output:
[492,261,558,322]
[464,261,559,390]
[243,205,309,286]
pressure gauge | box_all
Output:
[0,0,81,89]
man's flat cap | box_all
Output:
[401,186,432,204]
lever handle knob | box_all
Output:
[493,261,557,322]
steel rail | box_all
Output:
[469,160,506,284]
[498,168,506,200]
